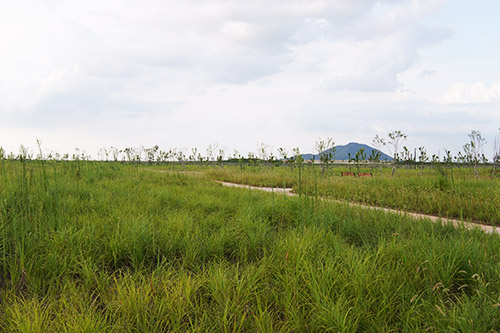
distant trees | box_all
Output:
[315,137,335,174]
[3,128,499,179]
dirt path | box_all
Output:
[145,169,204,175]
[217,181,500,235]
[216,181,294,195]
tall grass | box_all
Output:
[0,160,500,330]
[206,165,500,224]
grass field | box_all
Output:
[206,164,500,225]
[1,160,500,331]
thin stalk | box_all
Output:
[314,166,318,206]
[272,183,275,223]
[298,164,302,198]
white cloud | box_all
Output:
[419,69,437,77]
[0,0,452,111]
[221,21,255,40]
[439,81,500,104]
[7,0,493,157]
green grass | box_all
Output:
[206,164,500,225]
[1,160,500,331]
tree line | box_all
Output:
[1,129,499,176]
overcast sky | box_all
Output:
[1,0,499,158]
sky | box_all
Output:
[1,0,499,159]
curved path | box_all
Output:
[216,181,500,235]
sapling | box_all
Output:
[267,152,276,171]
[145,145,159,164]
[238,154,244,170]
[123,147,134,163]
[373,131,406,175]
[156,149,165,164]
[98,147,107,161]
[367,149,381,163]
[190,148,198,164]
[177,149,186,168]
[206,144,218,168]
[217,147,226,168]
[463,143,473,168]
[104,147,110,161]
[314,137,335,175]
[134,147,142,163]
[417,147,429,174]
[169,148,177,168]
[277,147,287,160]
[354,148,366,173]
[465,130,486,178]
[167,149,174,163]
[372,134,387,174]
[372,135,386,151]
[161,149,172,164]
[291,147,303,164]
[493,128,500,176]
[232,149,239,166]
[277,147,290,171]
[197,152,204,166]
[442,150,453,167]
[232,150,244,170]
[0,147,5,185]
[36,139,48,192]
[401,146,410,164]
[247,152,256,169]
[19,145,32,161]
[292,147,304,196]
[110,146,120,162]
[257,143,270,169]
[387,131,407,176]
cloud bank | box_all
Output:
[2,0,498,156]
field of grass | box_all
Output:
[205,164,500,225]
[1,160,500,331]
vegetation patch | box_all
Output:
[1,160,500,330]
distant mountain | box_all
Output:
[302,142,392,161]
